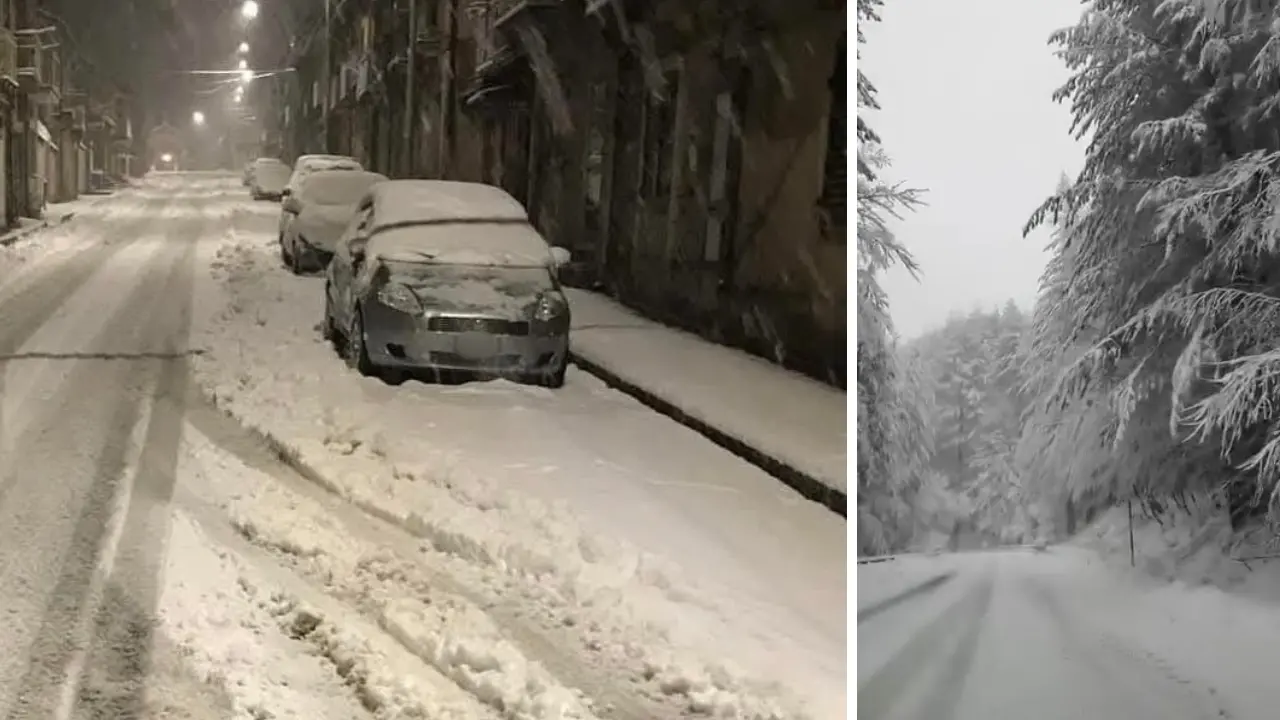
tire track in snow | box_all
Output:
[1022,574,1231,719]
[857,574,994,720]
[0,199,171,510]
[0,199,212,718]
[72,202,208,719]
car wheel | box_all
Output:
[529,362,567,389]
[345,306,375,376]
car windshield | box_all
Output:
[302,173,382,206]
[256,165,290,183]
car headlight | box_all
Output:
[534,293,567,322]
[376,282,422,314]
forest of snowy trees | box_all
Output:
[858,0,1280,555]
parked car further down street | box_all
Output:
[281,169,388,274]
[323,180,573,388]
[251,161,291,201]
[246,157,287,189]
[279,154,363,246]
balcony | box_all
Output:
[491,0,560,29]
[114,116,132,142]
[0,29,16,89]
[87,101,116,131]
[67,105,86,134]
[17,35,61,104]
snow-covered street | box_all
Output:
[858,544,1280,719]
[0,174,846,719]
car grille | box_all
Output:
[427,316,529,336]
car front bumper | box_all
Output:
[363,303,568,374]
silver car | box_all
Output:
[323,180,573,388]
[280,169,387,273]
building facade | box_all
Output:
[283,0,846,386]
[0,0,138,227]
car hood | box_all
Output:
[388,271,551,318]
[295,204,356,251]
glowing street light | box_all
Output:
[240,1,259,20]
[238,58,248,70]
[238,41,249,54]
[192,110,205,126]
[160,153,173,163]
[240,68,254,83]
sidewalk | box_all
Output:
[565,288,847,514]
[0,193,110,247]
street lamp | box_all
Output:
[192,111,205,126]
[240,69,254,83]
[240,1,259,20]
[238,59,248,70]
[238,41,249,54]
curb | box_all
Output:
[196,386,428,536]
[568,351,847,519]
[856,572,956,624]
[0,210,79,248]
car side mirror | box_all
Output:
[550,246,571,267]
[282,196,302,214]
[281,187,292,197]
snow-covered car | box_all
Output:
[250,161,291,201]
[246,157,287,189]
[280,169,388,273]
[322,180,573,388]
[279,154,363,242]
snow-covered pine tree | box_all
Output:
[855,0,932,553]
[1025,0,1280,528]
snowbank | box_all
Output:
[1068,503,1280,717]
[190,217,841,719]
[565,288,847,495]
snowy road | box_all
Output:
[0,174,847,719]
[0,182,233,717]
[857,547,1280,719]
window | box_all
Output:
[819,34,847,231]
[640,68,679,200]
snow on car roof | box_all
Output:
[368,180,528,230]
[296,154,360,168]
[255,163,292,181]
[299,170,387,203]
[367,222,554,268]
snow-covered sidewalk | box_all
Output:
[0,192,111,248]
[565,289,847,502]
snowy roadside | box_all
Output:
[0,196,137,294]
[565,288,847,497]
[187,206,840,719]
[1056,505,1280,718]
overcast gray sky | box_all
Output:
[860,0,1088,339]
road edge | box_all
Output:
[857,572,956,624]
[0,211,80,248]
[568,351,847,519]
